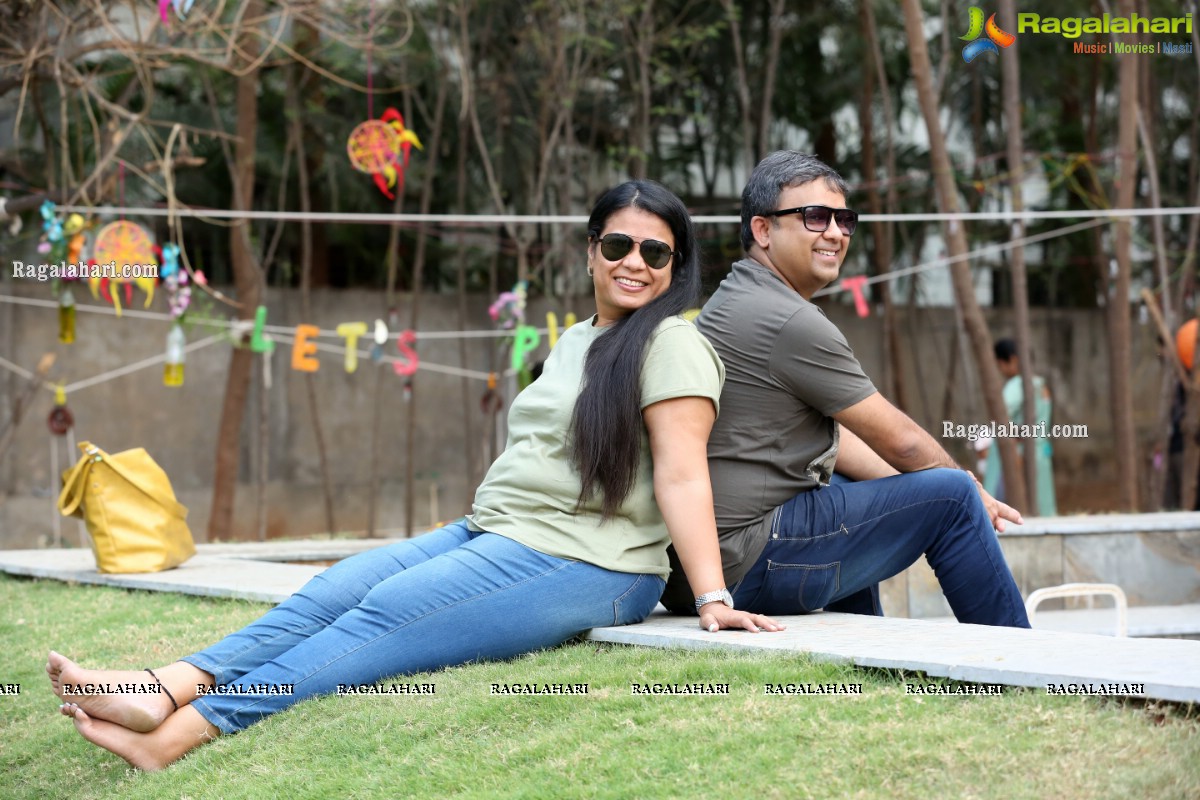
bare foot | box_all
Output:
[61,702,219,772]
[61,703,172,772]
[47,651,174,733]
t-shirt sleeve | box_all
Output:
[768,306,876,416]
[639,319,726,413]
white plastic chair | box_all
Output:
[1024,583,1128,637]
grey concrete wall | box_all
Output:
[0,281,1170,548]
[881,514,1200,616]
[1,283,555,546]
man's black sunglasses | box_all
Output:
[596,233,677,269]
[763,205,859,236]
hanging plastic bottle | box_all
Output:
[164,324,186,387]
[58,286,76,344]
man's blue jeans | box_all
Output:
[183,520,664,733]
[731,469,1030,627]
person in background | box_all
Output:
[1161,319,1200,510]
[982,337,1058,516]
[49,179,781,772]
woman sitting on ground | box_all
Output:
[49,179,783,771]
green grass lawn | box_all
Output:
[1,573,1197,800]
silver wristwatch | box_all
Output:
[694,588,735,612]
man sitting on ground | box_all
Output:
[663,150,1030,628]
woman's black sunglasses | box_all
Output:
[596,233,676,269]
[763,205,859,236]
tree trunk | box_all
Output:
[1107,0,1141,510]
[859,0,904,411]
[755,0,786,159]
[863,0,908,413]
[899,0,1027,511]
[628,0,655,179]
[998,0,1039,512]
[403,48,450,537]
[454,106,478,495]
[720,0,755,175]
[208,1,264,541]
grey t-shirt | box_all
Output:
[662,257,876,611]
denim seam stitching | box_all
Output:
[190,698,237,735]
[778,497,967,541]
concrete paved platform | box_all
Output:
[586,611,1200,703]
[928,604,1200,638]
[4,543,1198,703]
[0,539,407,603]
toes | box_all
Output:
[62,703,93,727]
[47,651,69,680]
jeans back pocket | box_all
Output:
[756,560,840,615]
[612,574,667,626]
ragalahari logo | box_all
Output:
[961,7,1017,62]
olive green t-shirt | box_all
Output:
[467,315,724,578]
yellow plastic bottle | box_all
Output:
[58,287,76,344]
[164,324,186,386]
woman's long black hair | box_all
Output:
[570,180,701,519]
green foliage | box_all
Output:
[1,0,1195,306]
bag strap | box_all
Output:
[71,442,189,520]
[98,446,189,520]
[57,442,95,517]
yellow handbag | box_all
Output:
[58,441,196,574]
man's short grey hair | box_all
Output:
[740,151,850,252]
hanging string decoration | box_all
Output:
[839,276,871,318]
[39,204,91,344]
[63,214,87,264]
[91,221,158,316]
[160,243,192,321]
[346,108,423,200]
[159,0,195,25]
[37,200,65,260]
[47,385,74,435]
[488,281,540,388]
[488,289,524,330]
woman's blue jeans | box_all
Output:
[182,521,664,733]
[731,469,1030,628]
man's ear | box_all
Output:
[750,215,773,250]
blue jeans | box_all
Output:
[731,469,1030,627]
[183,520,664,733]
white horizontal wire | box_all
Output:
[815,217,1111,295]
[0,295,542,340]
[49,204,1200,225]
[0,299,514,388]
[268,332,510,381]
[0,215,1170,390]
[0,353,35,381]
[61,335,226,393]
